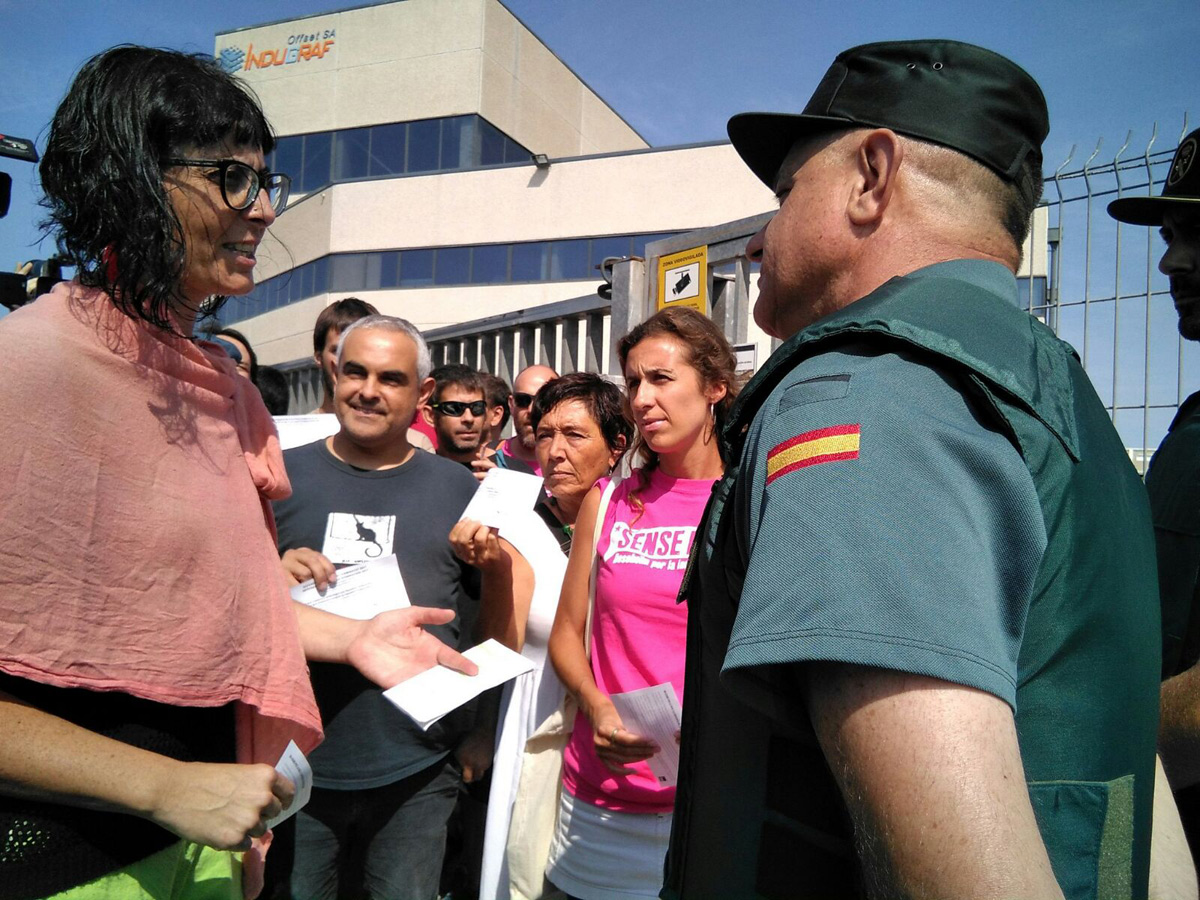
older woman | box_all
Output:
[451,373,631,900]
[0,46,467,900]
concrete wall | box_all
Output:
[215,0,646,156]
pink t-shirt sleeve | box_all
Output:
[562,468,715,813]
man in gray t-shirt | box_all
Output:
[275,314,488,900]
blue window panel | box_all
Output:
[274,136,302,187]
[299,262,316,299]
[407,120,440,174]
[364,253,385,290]
[333,127,370,180]
[504,136,529,165]
[300,131,332,193]
[549,239,589,280]
[471,244,509,284]
[478,119,505,167]
[511,242,548,282]
[378,251,401,288]
[435,247,470,285]
[400,249,433,287]
[441,116,470,170]
[369,123,407,176]
[589,236,633,272]
[312,256,329,295]
[331,253,369,292]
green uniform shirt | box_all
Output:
[664,260,1161,900]
[1146,392,1200,679]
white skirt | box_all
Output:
[545,789,673,900]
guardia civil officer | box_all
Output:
[1111,129,1200,867]
[663,40,1160,900]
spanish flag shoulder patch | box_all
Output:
[766,424,861,484]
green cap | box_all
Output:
[728,40,1048,200]
[1108,129,1200,226]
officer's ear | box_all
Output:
[847,128,903,228]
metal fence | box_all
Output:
[1038,119,1194,467]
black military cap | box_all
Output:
[728,39,1048,199]
[1108,129,1200,226]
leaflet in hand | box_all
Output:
[460,468,544,528]
[289,554,410,620]
[265,740,313,830]
[609,683,683,787]
[273,414,339,451]
[383,639,535,730]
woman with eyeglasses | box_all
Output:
[544,308,738,900]
[0,46,469,900]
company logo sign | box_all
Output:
[218,47,245,73]
[218,27,336,74]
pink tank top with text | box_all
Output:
[562,467,716,813]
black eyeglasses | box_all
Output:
[431,400,488,417]
[166,158,291,214]
[512,392,535,408]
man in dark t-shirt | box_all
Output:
[274,315,486,900]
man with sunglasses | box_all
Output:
[425,364,490,467]
[485,364,558,477]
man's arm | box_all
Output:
[806,663,1064,900]
[1160,664,1200,788]
[293,603,477,687]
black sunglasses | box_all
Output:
[431,399,488,417]
[512,392,535,408]
[167,157,291,214]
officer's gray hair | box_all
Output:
[335,314,432,380]
[899,135,1043,256]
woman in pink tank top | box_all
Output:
[547,307,739,900]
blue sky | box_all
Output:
[0,0,1195,270]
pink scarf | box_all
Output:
[0,282,322,892]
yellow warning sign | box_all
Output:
[656,245,707,314]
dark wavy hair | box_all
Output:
[617,307,738,514]
[39,45,276,332]
[530,372,632,457]
[430,363,484,402]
